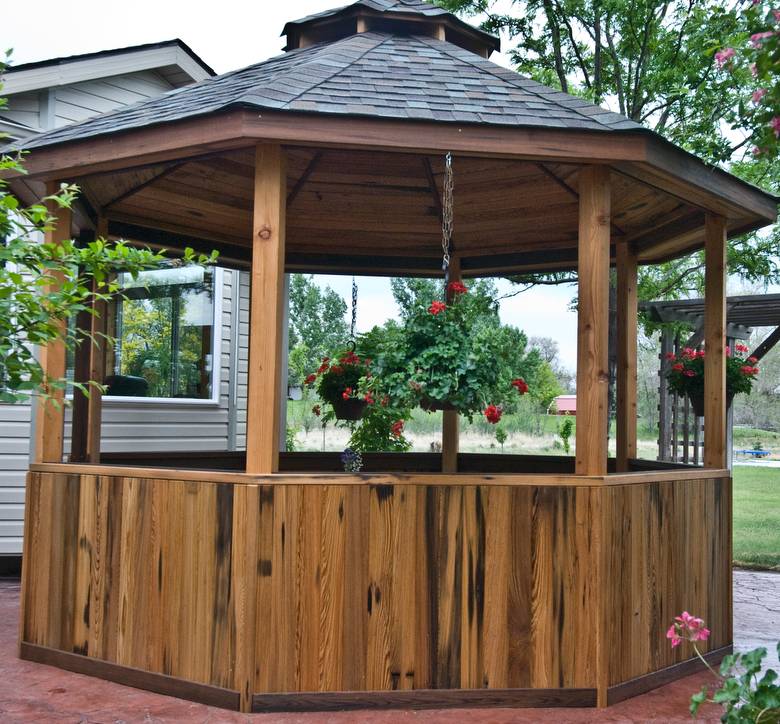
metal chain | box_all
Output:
[350,275,358,341]
[441,152,454,288]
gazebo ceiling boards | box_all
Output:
[60,146,736,276]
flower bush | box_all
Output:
[669,612,780,721]
[715,2,780,158]
[665,343,759,408]
[357,281,537,422]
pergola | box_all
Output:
[10,0,778,714]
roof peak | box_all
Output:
[282,0,499,57]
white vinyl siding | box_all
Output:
[0,404,32,554]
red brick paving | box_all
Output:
[0,575,756,723]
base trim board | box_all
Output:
[607,645,732,706]
[252,687,597,712]
[19,642,240,711]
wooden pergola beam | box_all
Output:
[245,144,287,474]
[575,166,611,476]
[704,214,728,469]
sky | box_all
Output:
[4,1,587,372]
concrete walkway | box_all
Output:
[1,571,778,723]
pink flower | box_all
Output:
[665,352,677,361]
[735,343,749,353]
[667,625,682,648]
[771,116,780,138]
[774,9,780,21]
[714,47,736,67]
[751,63,758,77]
[684,370,696,377]
[753,88,768,104]
[672,363,684,372]
[751,31,774,48]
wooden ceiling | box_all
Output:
[74,146,749,275]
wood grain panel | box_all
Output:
[21,471,731,709]
[602,477,732,685]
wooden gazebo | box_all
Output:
[10,0,778,713]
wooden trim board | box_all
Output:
[19,643,241,710]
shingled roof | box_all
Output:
[14,29,642,152]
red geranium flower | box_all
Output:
[428,300,447,315]
[381,395,389,406]
[748,356,758,364]
[511,378,529,394]
[391,420,404,437]
[484,404,502,424]
[684,370,695,377]
[317,362,330,374]
[342,387,353,400]
[364,393,375,404]
[330,365,344,375]
[736,343,749,353]
[672,363,684,372]
[304,373,317,385]
[665,352,677,361]
[448,281,468,295]
[312,404,321,416]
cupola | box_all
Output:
[282,0,500,57]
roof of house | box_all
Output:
[4,39,216,78]
[13,30,641,152]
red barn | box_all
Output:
[550,394,576,415]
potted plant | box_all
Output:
[305,348,372,421]
[665,342,759,417]
[357,281,535,423]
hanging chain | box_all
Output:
[441,152,454,288]
[350,275,358,342]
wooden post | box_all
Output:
[69,276,92,463]
[32,182,71,464]
[704,213,728,469]
[575,166,611,476]
[441,256,460,473]
[246,144,286,474]
[615,243,637,472]
[86,217,109,463]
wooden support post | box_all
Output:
[246,144,286,474]
[704,214,728,469]
[615,243,637,472]
[86,217,109,463]
[69,277,92,463]
[575,166,611,476]
[33,183,71,464]
[441,256,461,473]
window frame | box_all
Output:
[102,266,224,407]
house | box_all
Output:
[550,394,576,415]
[0,40,254,564]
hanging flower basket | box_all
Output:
[419,396,458,412]
[331,397,368,421]
[686,390,735,418]
[305,349,373,422]
[665,343,758,417]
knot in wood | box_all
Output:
[598,214,611,226]
[258,225,272,240]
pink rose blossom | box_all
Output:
[753,88,768,103]
[715,47,736,67]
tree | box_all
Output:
[288,274,349,383]
[0,57,216,403]
[436,0,780,292]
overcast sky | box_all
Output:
[4,1,582,371]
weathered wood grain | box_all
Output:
[20,471,732,710]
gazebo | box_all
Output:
[10,0,778,713]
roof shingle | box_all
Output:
[14,31,643,152]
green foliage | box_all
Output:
[288,275,349,385]
[558,416,574,454]
[285,425,299,452]
[531,361,564,410]
[360,281,542,421]
[348,403,412,453]
[689,644,780,721]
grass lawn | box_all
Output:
[733,466,780,570]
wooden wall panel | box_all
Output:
[21,471,731,705]
[603,477,732,685]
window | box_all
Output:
[106,266,218,400]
